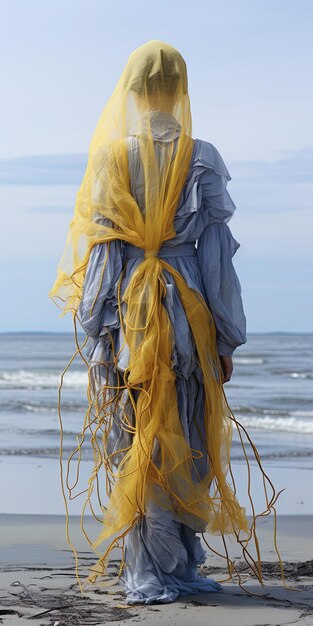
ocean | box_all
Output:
[0,332,312,463]
[0,331,312,515]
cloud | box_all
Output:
[229,147,313,184]
[0,154,87,185]
[226,147,313,217]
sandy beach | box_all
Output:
[1,513,312,625]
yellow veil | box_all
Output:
[49,40,287,594]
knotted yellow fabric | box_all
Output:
[48,40,289,595]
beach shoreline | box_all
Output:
[1,454,312,516]
[1,513,313,625]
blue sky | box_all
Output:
[0,0,312,332]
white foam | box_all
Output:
[289,372,310,379]
[293,410,313,418]
[233,357,265,365]
[0,369,88,389]
[238,415,313,434]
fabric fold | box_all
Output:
[197,221,247,356]
[77,238,123,340]
[121,498,223,605]
[77,138,246,366]
[175,138,236,223]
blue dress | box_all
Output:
[78,115,247,604]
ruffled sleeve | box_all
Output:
[195,141,247,356]
[77,233,123,340]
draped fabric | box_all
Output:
[48,40,286,600]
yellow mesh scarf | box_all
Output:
[48,40,291,596]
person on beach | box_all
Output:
[49,39,285,604]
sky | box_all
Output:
[0,0,312,333]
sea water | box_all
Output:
[0,332,312,514]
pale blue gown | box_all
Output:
[77,111,247,604]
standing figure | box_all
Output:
[49,40,285,604]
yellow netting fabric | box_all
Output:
[48,40,292,597]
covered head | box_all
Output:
[123,39,188,98]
